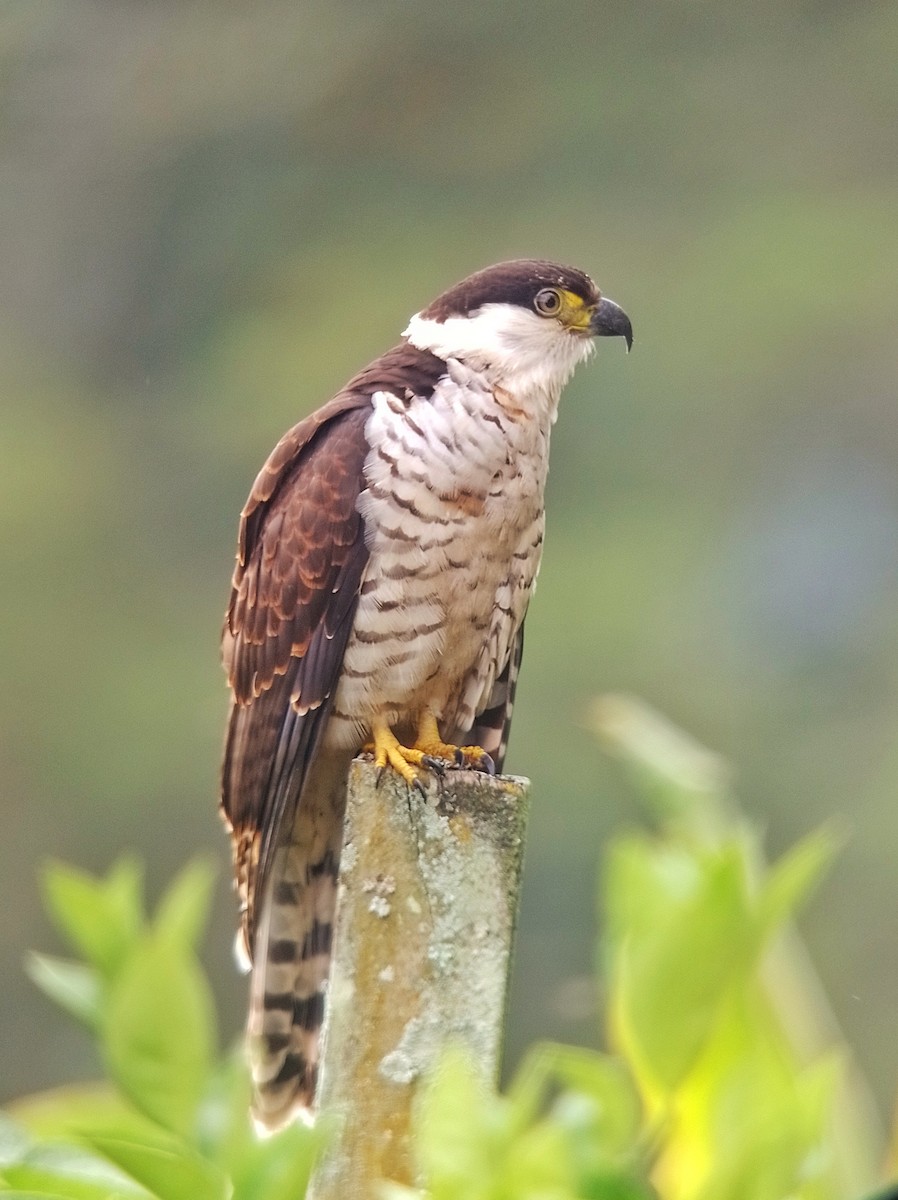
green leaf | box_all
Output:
[1,1144,149,1200]
[0,1116,30,1170]
[502,1118,577,1197]
[24,955,103,1030]
[608,839,754,1092]
[42,860,144,979]
[103,934,215,1136]
[578,1175,655,1200]
[83,1131,229,1200]
[757,825,841,939]
[549,1051,641,1158]
[0,1191,90,1199]
[0,1185,121,1195]
[231,1124,321,1200]
[694,1058,840,1200]
[9,1086,155,1145]
[509,1044,642,1158]
[153,861,216,953]
[603,836,707,958]
[408,1047,592,1199]
[414,1047,499,1193]
[192,1053,253,1173]
[504,1043,556,1131]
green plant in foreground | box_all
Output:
[2,699,894,1199]
[3,858,320,1200]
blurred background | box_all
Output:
[2,0,897,1122]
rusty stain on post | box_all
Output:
[307,758,530,1198]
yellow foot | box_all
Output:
[367,714,496,794]
[414,711,496,775]
[371,723,432,796]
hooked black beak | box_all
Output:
[590,297,633,351]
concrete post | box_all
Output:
[307,758,530,1197]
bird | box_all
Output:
[219,259,632,1130]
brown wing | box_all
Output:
[221,394,372,959]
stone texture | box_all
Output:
[307,758,530,1198]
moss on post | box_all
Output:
[307,758,530,1198]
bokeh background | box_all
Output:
[2,0,897,1124]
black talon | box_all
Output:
[412,777,428,799]
[453,748,465,767]
[375,765,386,789]
[421,754,446,775]
[480,753,496,776]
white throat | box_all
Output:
[403,303,594,421]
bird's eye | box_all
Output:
[534,288,563,317]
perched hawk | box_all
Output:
[220,259,632,1129]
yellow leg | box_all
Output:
[413,710,461,762]
[366,712,496,792]
[413,709,496,774]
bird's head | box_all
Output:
[403,259,632,400]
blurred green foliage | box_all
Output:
[6,858,320,1200]
[3,0,898,1134]
[3,706,896,1199]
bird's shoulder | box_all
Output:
[342,340,448,406]
[235,342,447,568]
[223,341,449,701]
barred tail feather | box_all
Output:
[246,752,350,1131]
[459,624,524,772]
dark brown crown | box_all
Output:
[420,259,600,322]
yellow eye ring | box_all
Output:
[534,288,563,317]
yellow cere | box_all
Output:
[557,289,594,330]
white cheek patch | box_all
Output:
[404,304,593,392]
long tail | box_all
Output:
[246,751,350,1131]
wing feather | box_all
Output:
[221,398,371,958]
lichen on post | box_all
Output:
[306,757,530,1198]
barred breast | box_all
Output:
[325,364,550,748]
